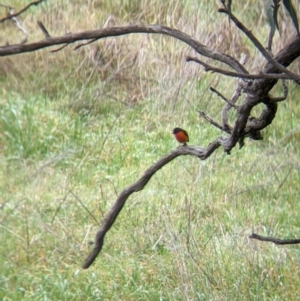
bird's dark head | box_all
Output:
[172,127,182,134]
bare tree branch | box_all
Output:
[210,87,238,109]
[74,38,98,50]
[82,142,221,269]
[37,21,51,38]
[186,56,294,80]
[220,54,247,131]
[218,7,300,83]
[269,79,288,103]
[50,44,68,53]
[0,24,247,73]
[198,110,230,133]
[249,233,300,245]
[0,0,45,23]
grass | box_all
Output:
[1,0,300,300]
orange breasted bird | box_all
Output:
[172,127,189,146]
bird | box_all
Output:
[172,127,189,146]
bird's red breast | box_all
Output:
[172,127,189,144]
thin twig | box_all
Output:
[50,44,68,53]
[198,110,230,133]
[74,38,98,50]
[220,53,248,131]
[210,87,239,109]
[0,0,45,23]
[37,21,51,38]
[70,191,99,225]
[275,168,292,195]
[186,56,295,80]
[266,0,280,51]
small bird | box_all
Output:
[172,127,189,146]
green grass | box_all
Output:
[1,0,300,300]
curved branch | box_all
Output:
[244,102,277,134]
[0,24,247,73]
[82,141,221,269]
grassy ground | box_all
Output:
[1,0,300,300]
